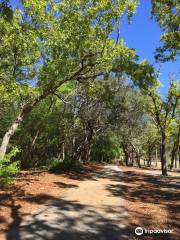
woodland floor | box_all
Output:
[0,164,179,240]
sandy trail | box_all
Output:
[5,165,128,240]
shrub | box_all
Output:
[48,157,82,172]
[47,158,63,171]
[0,147,20,187]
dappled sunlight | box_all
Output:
[4,166,129,240]
[110,167,180,240]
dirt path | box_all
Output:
[5,165,128,240]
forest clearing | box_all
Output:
[0,0,179,239]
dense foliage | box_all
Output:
[151,0,180,61]
[0,147,19,186]
[0,0,179,186]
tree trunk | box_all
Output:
[160,132,167,176]
[170,147,176,170]
[0,113,23,157]
[72,136,76,159]
[131,149,134,166]
[83,145,90,163]
[31,130,40,148]
[124,152,129,166]
[147,151,152,167]
[136,149,141,168]
[155,147,158,167]
[175,154,177,169]
[83,128,93,163]
[62,142,65,161]
[122,143,129,166]
[86,147,91,163]
[130,143,141,168]
[0,90,52,157]
[170,127,180,170]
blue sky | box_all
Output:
[120,0,179,96]
[10,0,179,96]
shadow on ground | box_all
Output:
[106,169,180,240]
[50,164,105,181]
[1,165,179,240]
[6,196,128,240]
[3,166,128,240]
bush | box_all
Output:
[48,157,82,172]
[0,147,20,187]
[47,158,63,171]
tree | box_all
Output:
[0,0,13,20]
[0,0,140,157]
[151,0,180,62]
[147,80,179,175]
[169,113,180,169]
[105,76,146,167]
[140,123,160,167]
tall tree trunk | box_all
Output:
[125,152,129,166]
[72,136,76,159]
[170,147,176,170]
[84,140,93,163]
[86,146,91,163]
[0,90,52,157]
[147,149,152,167]
[131,149,134,166]
[31,130,40,148]
[83,127,93,163]
[0,113,23,157]
[160,131,167,176]
[136,149,141,168]
[175,154,177,169]
[170,127,180,170]
[155,147,158,167]
[122,143,129,166]
[130,143,141,168]
[62,142,65,161]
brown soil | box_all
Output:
[0,164,179,240]
[5,165,127,240]
[0,164,103,234]
[121,166,180,240]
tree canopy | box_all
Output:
[151,0,180,62]
[0,0,179,183]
